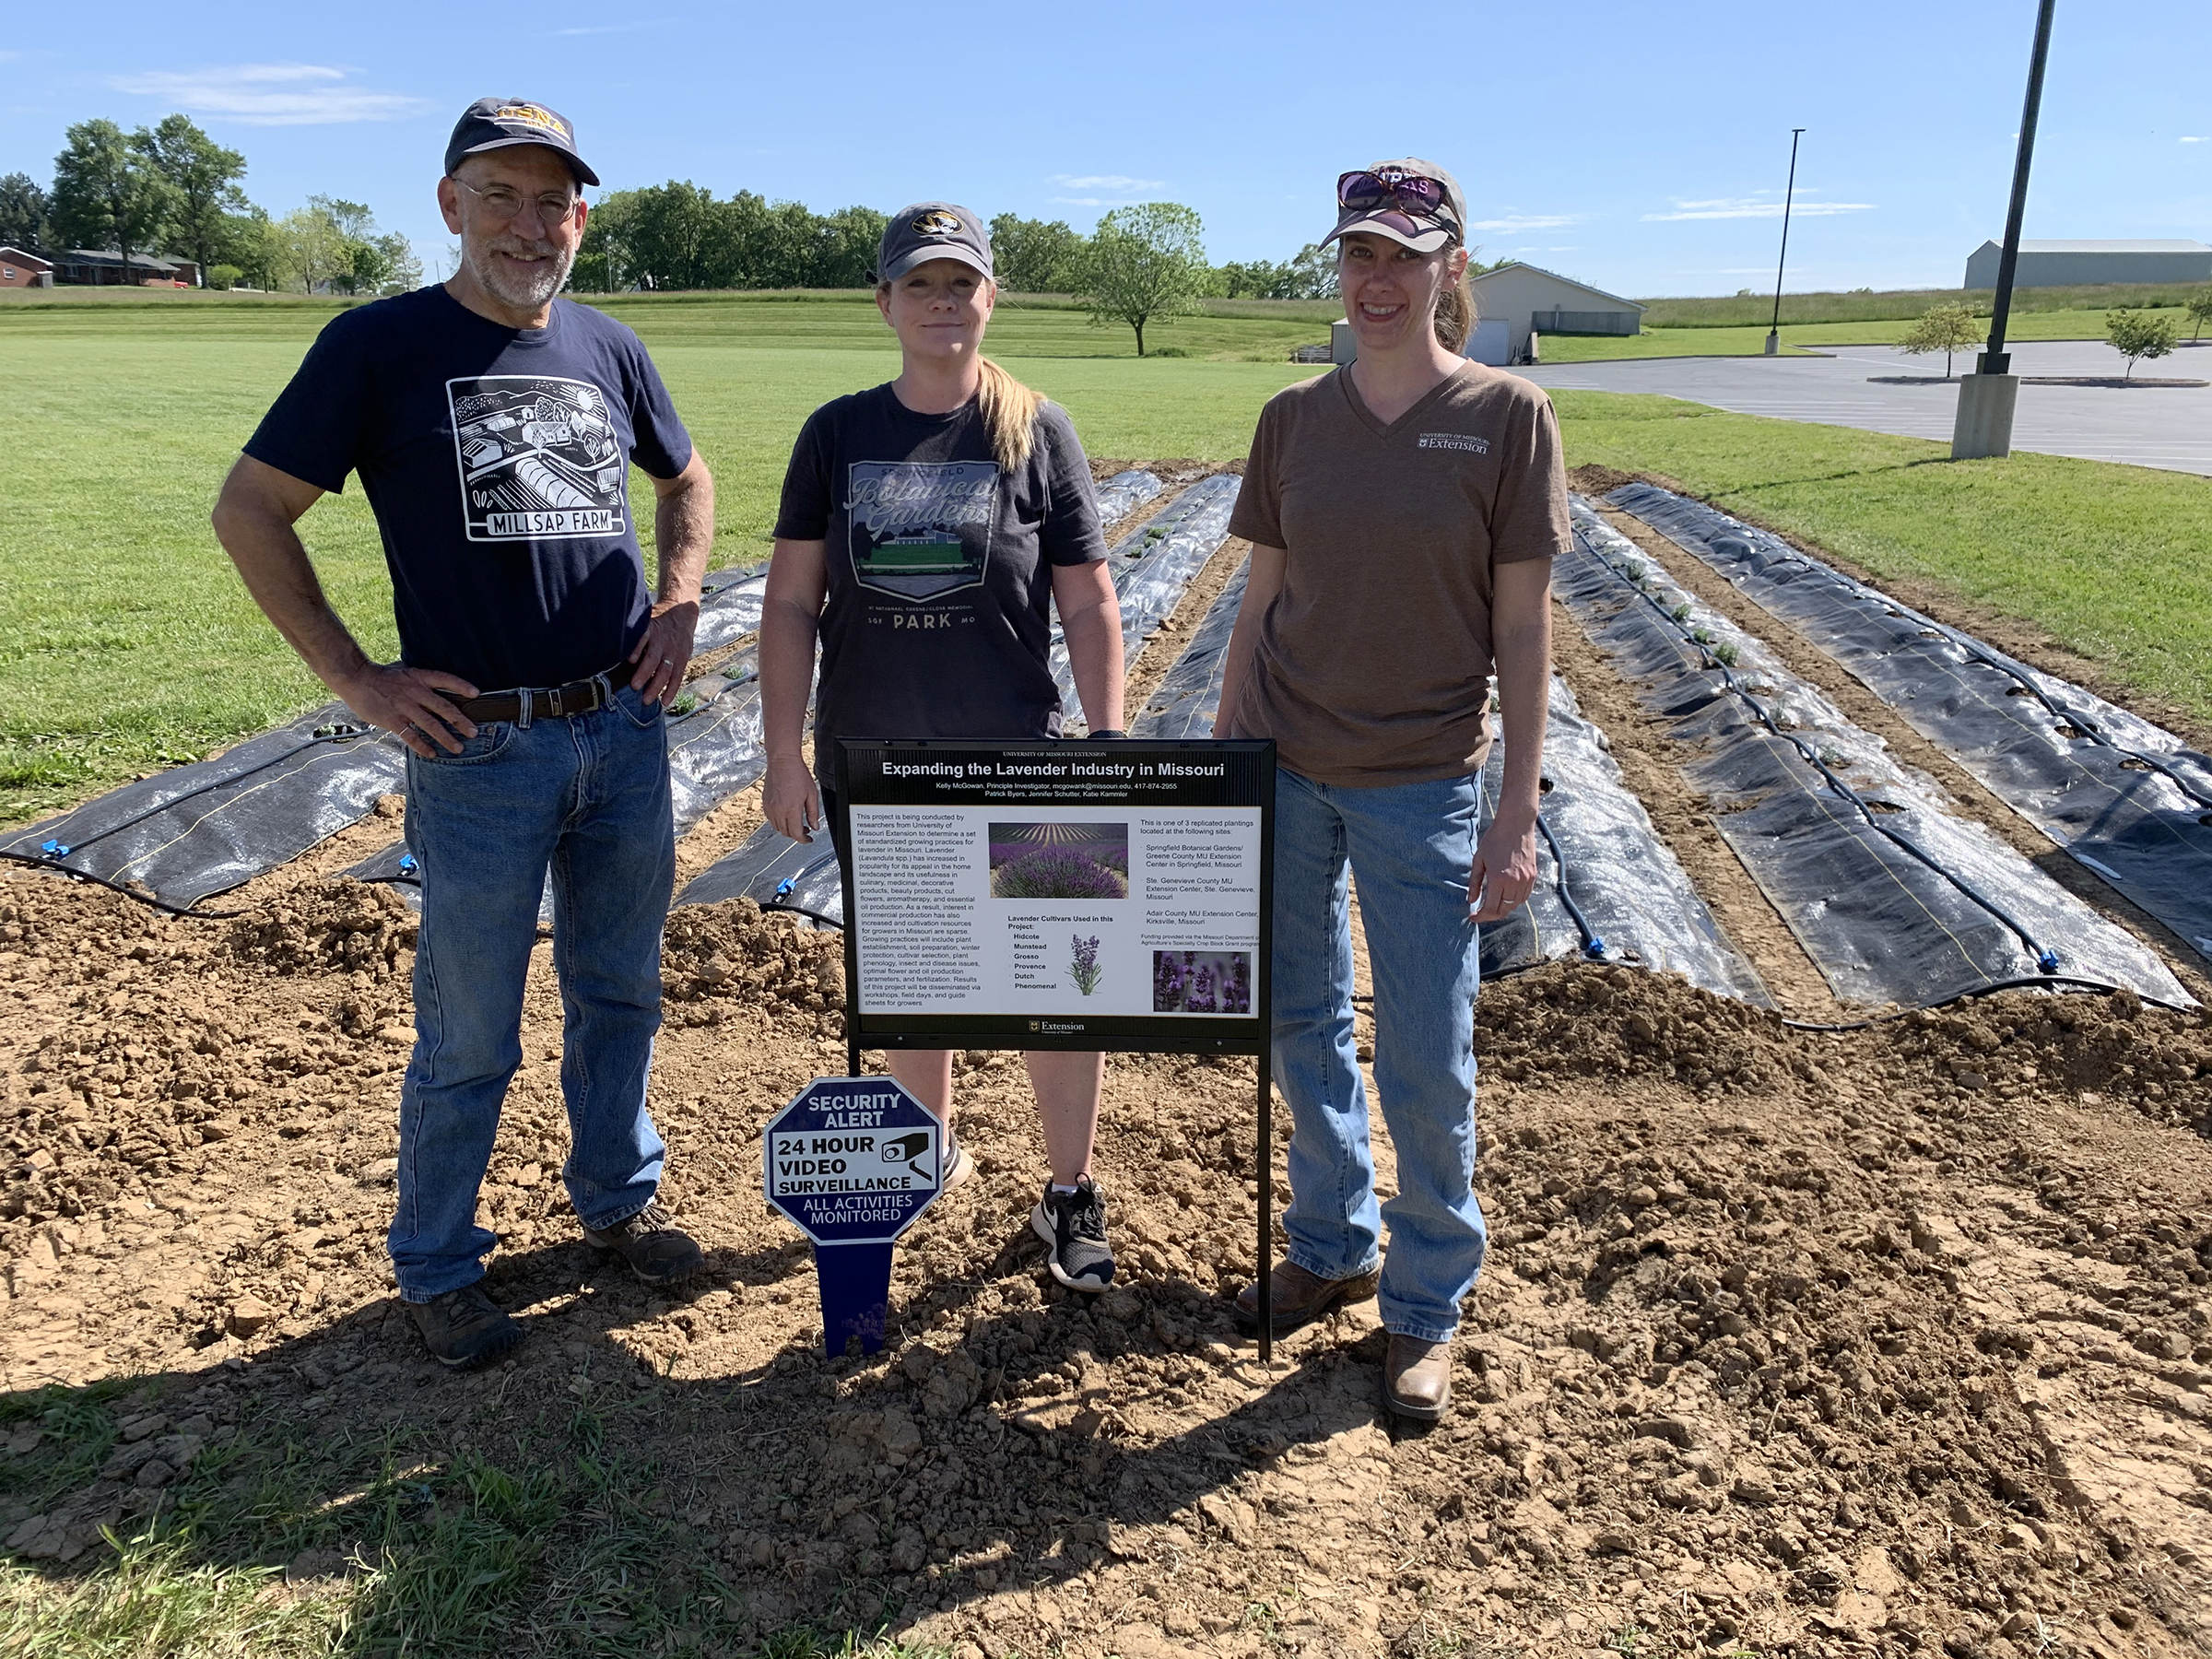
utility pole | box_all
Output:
[1764,129,1806,358]
[1953,0,2058,459]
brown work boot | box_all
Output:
[1383,1334,1453,1422]
[581,1200,704,1287]
[1232,1259,1382,1334]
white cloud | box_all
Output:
[1050,197,1128,208]
[1642,194,1875,221]
[111,64,428,125]
[1465,213,1580,232]
[2183,135,2208,144]
[1050,174,1163,193]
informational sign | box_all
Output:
[836,740,1275,1051]
[762,1077,944,1354]
[830,738,1287,1361]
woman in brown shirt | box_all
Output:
[1214,159,1569,1420]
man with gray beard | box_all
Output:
[211,100,717,1369]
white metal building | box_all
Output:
[1962,240,2212,288]
[1466,264,1645,365]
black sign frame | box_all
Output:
[835,737,1280,1357]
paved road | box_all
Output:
[1525,339,2212,477]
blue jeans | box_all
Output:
[390,683,675,1302]
[1272,765,1487,1342]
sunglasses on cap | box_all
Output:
[1337,169,1457,226]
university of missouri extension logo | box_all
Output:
[447,376,628,542]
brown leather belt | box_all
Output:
[453,670,618,725]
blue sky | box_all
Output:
[3,0,2206,298]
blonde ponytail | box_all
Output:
[1433,250,1477,353]
[976,356,1041,472]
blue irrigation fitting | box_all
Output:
[398,853,418,875]
[775,876,796,899]
[2038,948,2062,975]
[1582,935,1609,960]
[40,840,70,857]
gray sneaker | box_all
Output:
[1031,1177,1114,1292]
[581,1201,705,1286]
[408,1283,523,1370]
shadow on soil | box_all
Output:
[4,1223,1387,1656]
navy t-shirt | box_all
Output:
[773,385,1108,784]
[244,286,693,691]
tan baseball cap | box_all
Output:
[1324,159,1467,253]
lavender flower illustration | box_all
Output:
[1069,934,1103,996]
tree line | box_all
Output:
[0,115,417,294]
[574,187,1343,353]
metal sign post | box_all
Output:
[835,738,1278,1360]
[762,1077,945,1355]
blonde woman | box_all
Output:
[759,204,1127,1290]
[1214,160,1567,1418]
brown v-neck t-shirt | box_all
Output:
[1224,360,1569,786]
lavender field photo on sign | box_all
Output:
[1153,950,1252,1014]
[988,822,1129,900]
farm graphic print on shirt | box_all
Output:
[448,375,629,541]
[844,460,999,600]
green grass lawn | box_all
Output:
[1535,308,2196,362]
[6,289,2210,829]
[1636,279,2209,329]
[0,297,1310,826]
[1553,388,2212,722]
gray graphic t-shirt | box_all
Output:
[774,384,1108,783]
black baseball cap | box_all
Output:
[877,203,993,284]
[445,98,599,188]
[1324,158,1466,254]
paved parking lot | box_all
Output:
[1525,339,2212,477]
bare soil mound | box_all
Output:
[6,854,2210,1654]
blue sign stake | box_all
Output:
[761,1077,944,1356]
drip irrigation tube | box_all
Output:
[1476,677,1774,1005]
[1605,482,2212,965]
[1560,503,2189,1010]
[2,704,406,912]
[1051,474,1241,730]
[675,821,845,925]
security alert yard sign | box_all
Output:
[761,1076,944,1355]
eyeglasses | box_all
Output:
[454,179,582,223]
[1337,170,1455,226]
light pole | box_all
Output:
[1953,0,2058,459]
[1764,128,1806,357]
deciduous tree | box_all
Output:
[2106,308,2177,379]
[1895,302,1983,379]
[2185,289,2212,345]
[1082,203,1206,357]
[989,214,1087,293]
[0,172,51,253]
[134,114,249,287]
[51,119,177,279]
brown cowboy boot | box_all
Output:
[1232,1260,1382,1334]
[1382,1334,1453,1421]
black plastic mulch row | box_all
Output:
[1606,481,2212,966]
[1561,505,2189,1009]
